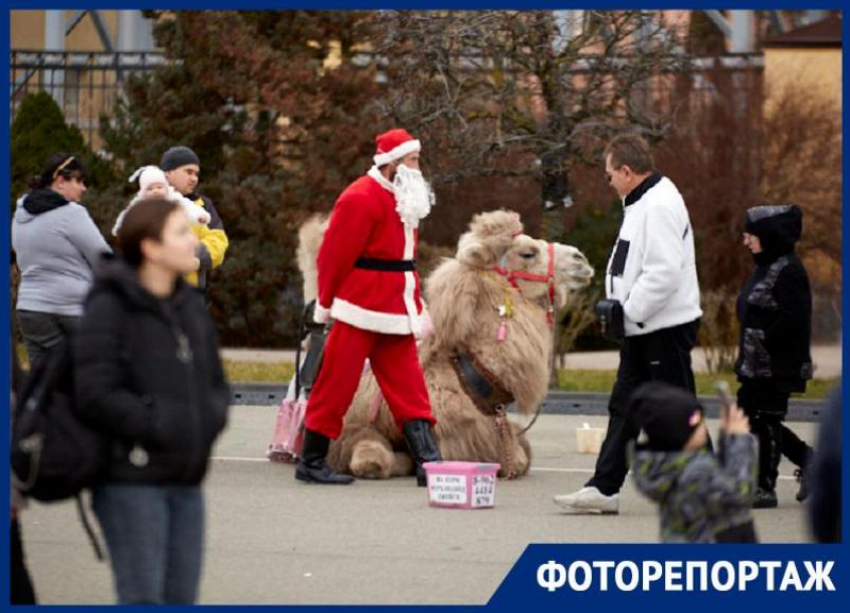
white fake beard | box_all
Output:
[393,164,435,228]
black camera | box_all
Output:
[595,299,625,343]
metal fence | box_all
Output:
[11,48,764,148]
[10,50,167,145]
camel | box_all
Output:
[296,210,594,479]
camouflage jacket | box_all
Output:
[631,433,757,543]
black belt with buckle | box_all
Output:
[355,258,416,272]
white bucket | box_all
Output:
[576,423,606,454]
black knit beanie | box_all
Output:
[160,146,200,171]
[630,381,704,452]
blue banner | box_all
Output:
[488,544,844,611]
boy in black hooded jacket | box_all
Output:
[736,204,814,509]
[630,382,758,543]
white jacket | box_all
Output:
[605,174,702,337]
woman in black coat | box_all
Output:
[735,204,814,509]
[74,198,230,604]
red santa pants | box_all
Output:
[304,321,435,439]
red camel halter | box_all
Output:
[493,241,557,325]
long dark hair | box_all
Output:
[27,153,88,190]
[116,198,182,268]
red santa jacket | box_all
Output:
[313,168,423,335]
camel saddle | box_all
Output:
[449,350,515,416]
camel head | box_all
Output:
[456,209,524,268]
[424,210,594,412]
[453,210,594,309]
[426,210,595,350]
[498,235,594,307]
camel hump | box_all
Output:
[297,214,329,304]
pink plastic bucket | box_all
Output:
[423,461,501,509]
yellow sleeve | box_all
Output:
[185,271,200,287]
[193,224,229,269]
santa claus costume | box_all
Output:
[296,129,442,485]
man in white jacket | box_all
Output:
[554,133,703,515]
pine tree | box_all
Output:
[10,91,113,204]
[92,10,382,346]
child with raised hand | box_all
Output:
[112,166,210,237]
[630,381,758,543]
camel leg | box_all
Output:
[327,424,394,479]
[502,423,532,478]
[350,437,395,480]
[511,433,532,476]
[512,422,533,476]
[390,451,415,477]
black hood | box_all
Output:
[745,205,803,264]
[22,189,69,215]
[88,253,194,314]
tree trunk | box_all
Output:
[540,160,571,242]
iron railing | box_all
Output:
[10,48,764,147]
[10,50,167,145]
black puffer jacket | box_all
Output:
[735,205,813,388]
[74,254,230,485]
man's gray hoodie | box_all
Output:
[631,434,758,543]
[12,190,111,317]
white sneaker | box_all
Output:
[553,486,619,515]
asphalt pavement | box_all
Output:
[19,406,817,605]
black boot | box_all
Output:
[402,419,442,487]
[295,429,355,485]
[753,488,778,509]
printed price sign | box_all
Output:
[472,474,495,508]
[428,474,468,505]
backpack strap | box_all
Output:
[76,494,105,562]
[78,293,135,564]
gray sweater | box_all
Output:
[12,194,111,316]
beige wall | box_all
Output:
[10,11,44,49]
[763,46,842,289]
[764,46,842,111]
[11,10,119,51]
[11,10,126,150]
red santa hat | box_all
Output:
[373,129,421,167]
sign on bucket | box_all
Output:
[423,461,501,509]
